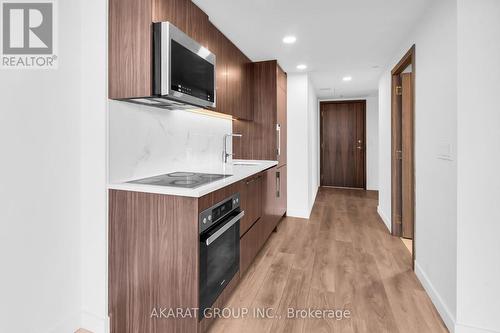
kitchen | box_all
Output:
[1,1,498,333]
[107,2,287,332]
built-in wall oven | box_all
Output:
[199,193,243,319]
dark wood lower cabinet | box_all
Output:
[259,166,287,240]
[109,166,286,333]
[239,174,262,236]
[108,190,199,333]
[276,164,287,218]
[240,166,287,276]
[240,217,265,274]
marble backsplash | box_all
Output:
[108,101,233,182]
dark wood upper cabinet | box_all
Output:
[108,0,152,99]
[209,27,228,115]
[186,1,210,47]
[152,0,188,29]
[277,66,287,167]
[109,0,253,120]
[225,44,253,120]
[233,60,287,163]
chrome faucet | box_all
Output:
[223,133,242,163]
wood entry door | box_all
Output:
[320,101,366,189]
[398,73,414,239]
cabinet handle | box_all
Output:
[276,124,281,157]
[276,171,281,198]
[205,211,245,245]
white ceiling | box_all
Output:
[193,0,431,98]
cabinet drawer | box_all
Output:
[239,174,262,236]
[240,217,264,274]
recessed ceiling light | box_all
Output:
[297,64,307,70]
[342,76,352,81]
[282,35,297,44]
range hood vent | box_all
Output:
[125,97,202,110]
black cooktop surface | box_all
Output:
[127,172,231,189]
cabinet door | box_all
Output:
[276,165,287,218]
[185,1,210,47]
[224,42,239,118]
[277,84,287,167]
[261,166,280,239]
[240,217,264,274]
[209,26,228,115]
[252,61,278,160]
[223,43,252,120]
[152,0,188,30]
[242,55,253,120]
[236,52,253,120]
[239,174,262,236]
[109,0,152,99]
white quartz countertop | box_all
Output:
[107,160,278,198]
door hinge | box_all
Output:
[395,86,402,96]
[396,150,402,160]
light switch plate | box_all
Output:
[437,143,454,161]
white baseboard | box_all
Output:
[414,261,456,333]
[81,310,109,333]
[455,323,500,333]
[310,186,319,211]
[376,205,391,232]
[47,310,80,333]
[287,208,311,219]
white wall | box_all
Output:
[287,73,319,218]
[378,74,392,229]
[80,0,108,331]
[308,79,320,207]
[378,0,458,330]
[456,1,500,332]
[0,0,83,332]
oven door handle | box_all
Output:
[206,211,245,246]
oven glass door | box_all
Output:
[199,210,241,319]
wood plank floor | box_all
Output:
[208,187,448,333]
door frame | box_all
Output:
[391,45,416,266]
[319,99,367,190]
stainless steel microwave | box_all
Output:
[151,22,216,109]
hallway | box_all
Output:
[208,188,448,333]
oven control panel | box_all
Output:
[199,193,240,233]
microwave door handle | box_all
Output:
[206,211,245,246]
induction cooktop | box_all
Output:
[127,172,231,189]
